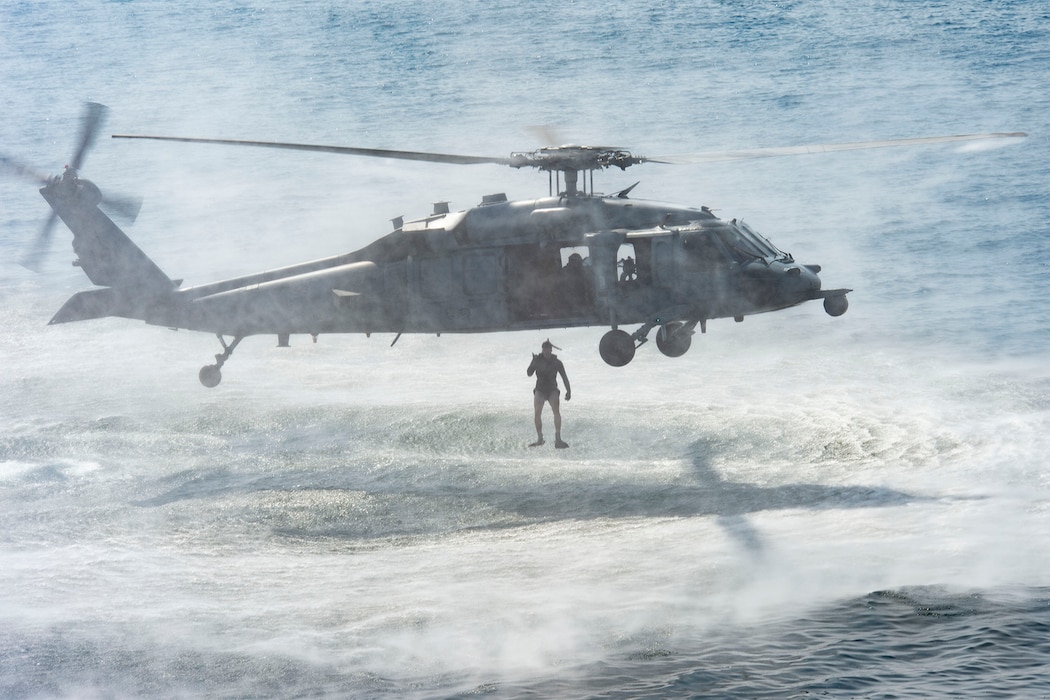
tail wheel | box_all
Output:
[599,329,635,367]
[656,321,692,357]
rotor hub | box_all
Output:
[506,146,645,173]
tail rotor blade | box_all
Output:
[100,192,143,222]
[0,153,50,184]
[21,211,60,271]
[69,102,107,172]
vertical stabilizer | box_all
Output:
[40,171,175,295]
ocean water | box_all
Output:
[2,1,1049,698]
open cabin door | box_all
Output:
[506,242,596,323]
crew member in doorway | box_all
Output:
[527,339,571,448]
[562,252,593,314]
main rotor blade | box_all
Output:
[70,102,108,171]
[653,132,1027,164]
[112,134,513,166]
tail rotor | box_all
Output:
[1,103,142,271]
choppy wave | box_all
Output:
[517,587,1050,700]
[3,585,1048,698]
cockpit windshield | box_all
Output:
[683,220,794,265]
[734,220,792,262]
[712,227,764,261]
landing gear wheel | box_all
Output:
[599,329,636,367]
[198,334,244,388]
[199,364,222,388]
[824,294,849,317]
[656,321,692,358]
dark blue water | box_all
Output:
[2,1,1049,698]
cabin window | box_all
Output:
[614,240,653,286]
[617,243,639,282]
[559,245,589,267]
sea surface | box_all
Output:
[2,1,1049,698]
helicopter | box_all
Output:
[5,103,1025,387]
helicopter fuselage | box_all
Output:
[152,193,838,339]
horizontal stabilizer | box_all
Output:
[50,288,134,324]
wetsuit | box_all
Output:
[528,353,568,397]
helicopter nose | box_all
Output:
[802,264,821,293]
[781,263,822,299]
[772,262,818,306]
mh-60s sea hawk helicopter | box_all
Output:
[7,104,1025,386]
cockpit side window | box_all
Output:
[681,231,728,264]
